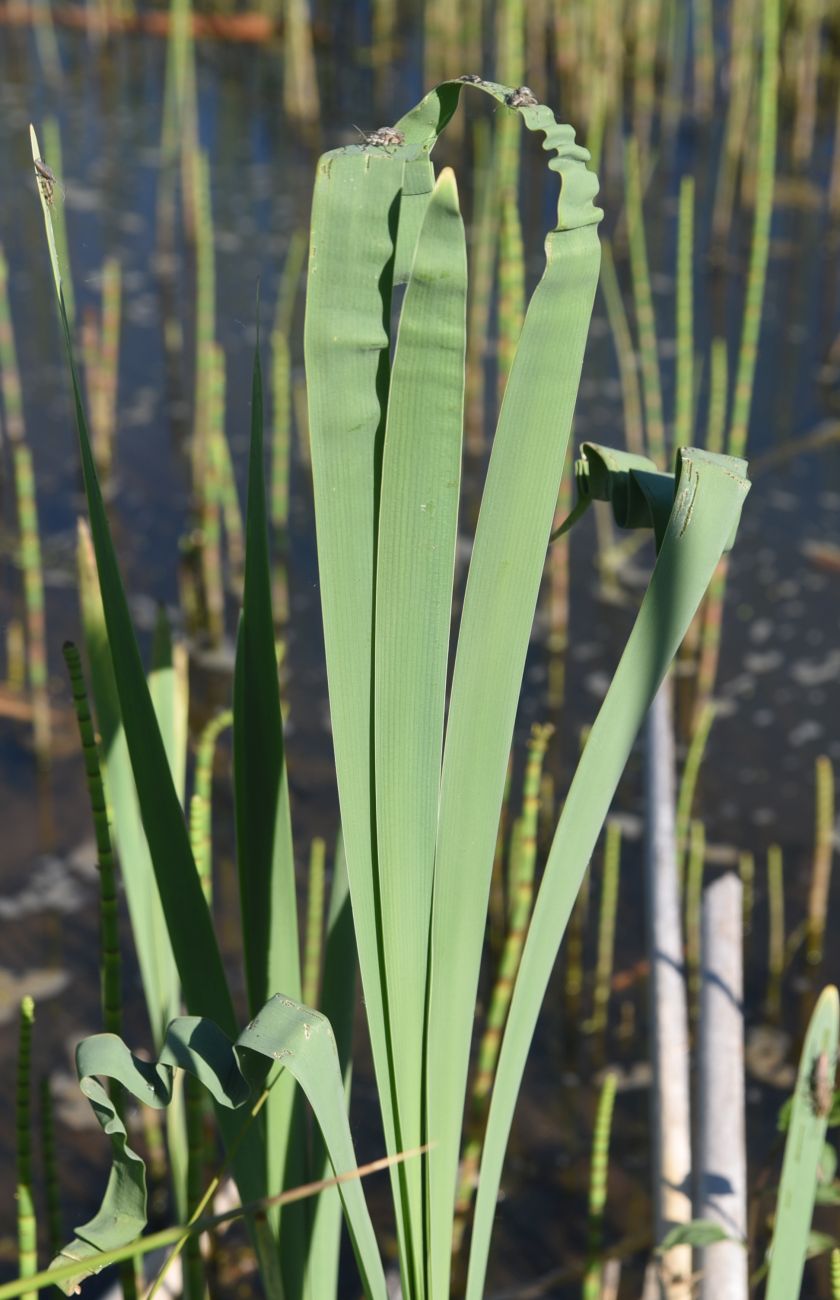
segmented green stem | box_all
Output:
[684,819,706,1025]
[693,0,715,118]
[455,725,552,1235]
[465,117,501,449]
[676,700,716,888]
[711,0,758,242]
[693,556,728,722]
[705,336,728,455]
[766,842,784,1022]
[39,1076,62,1262]
[806,755,835,967]
[674,174,694,451]
[792,0,825,167]
[633,0,659,161]
[303,837,327,1010]
[192,149,215,491]
[832,1247,840,1300]
[188,707,233,903]
[582,1070,617,1300]
[6,619,25,693]
[271,328,291,538]
[624,138,665,467]
[283,0,320,126]
[488,752,514,958]
[209,343,244,589]
[63,641,122,1034]
[16,997,37,1299]
[0,246,51,768]
[599,240,644,456]
[739,849,755,939]
[590,820,621,1056]
[728,0,779,460]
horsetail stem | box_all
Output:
[303,838,327,1009]
[583,1070,617,1300]
[806,754,835,967]
[590,820,621,1059]
[16,997,37,1300]
[188,707,233,903]
[62,641,123,1035]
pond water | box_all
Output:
[1,10,840,1297]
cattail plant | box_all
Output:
[303,837,327,1010]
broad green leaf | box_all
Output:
[49,999,386,1300]
[419,98,602,1300]
[373,166,466,1296]
[467,448,751,1299]
[766,986,839,1300]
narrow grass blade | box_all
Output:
[766,986,840,1300]
[16,997,37,1300]
[31,125,273,1243]
[466,448,750,1299]
[233,333,303,1276]
[51,999,387,1300]
[306,834,357,1298]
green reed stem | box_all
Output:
[633,0,659,162]
[454,725,552,1239]
[465,117,501,450]
[283,0,320,127]
[96,256,121,477]
[791,0,825,167]
[832,1247,840,1300]
[693,556,728,724]
[0,246,51,768]
[189,707,233,903]
[488,752,514,959]
[209,343,244,591]
[6,620,25,693]
[624,138,665,468]
[693,0,715,118]
[739,849,755,939]
[705,336,728,454]
[676,700,716,888]
[728,0,779,460]
[303,837,327,1010]
[599,240,645,456]
[582,1070,617,1300]
[684,819,705,1026]
[711,0,758,242]
[271,328,291,538]
[192,149,215,491]
[184,1072,209,1300]
[806,755,835,967]
[590,820,621,1059]
[766,842,785,1023]
[62,641,122,1035]
[16,997,36,1300]
[674,174,694,451]
[39,1077,62,1262]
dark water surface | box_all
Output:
[1,14,840,1297]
